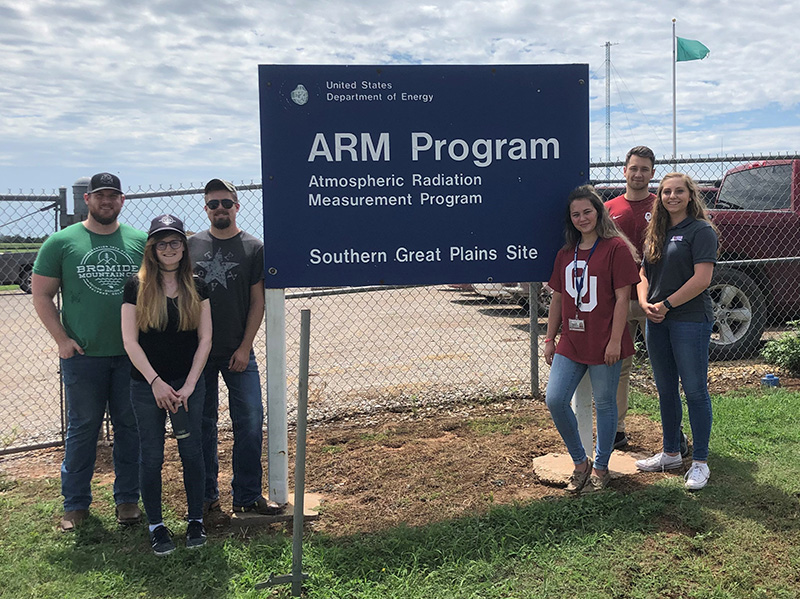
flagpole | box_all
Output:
[672,18,677,163]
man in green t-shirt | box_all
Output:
[32,172,147,532]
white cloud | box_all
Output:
[0,0,799,191]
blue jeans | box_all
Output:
[130,377,205,524]
[646,319,714,461]
[546,353,621,470]
[201,351,264,506]
[60,354,139,511]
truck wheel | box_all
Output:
[518,284,552,317]
[708,268,766,360]
[18,267,32,294]
[537,284,552,317]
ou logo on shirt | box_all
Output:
[564,260,598,312]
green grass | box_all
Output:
[3,388,800,598]
[0,243,41,252]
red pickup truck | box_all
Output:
[707,159,800,359]
[506,164,796,361]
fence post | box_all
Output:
[530,282,540,396]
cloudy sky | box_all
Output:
[1,0,799,193]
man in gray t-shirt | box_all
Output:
[187,178,281,515]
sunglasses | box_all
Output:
[206,199,236,210]
[155,239,183,251]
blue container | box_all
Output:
[761,373,780,389]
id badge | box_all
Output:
[568,318,585,332]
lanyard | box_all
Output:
[573,237,600,317]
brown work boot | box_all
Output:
[60,509,89,532]
[115,502,142,526]
[232,496,284,515]
[203,498,222,516]
[184,498,222,521]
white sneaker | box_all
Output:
[635,452,683,472]
[684,462,710,490]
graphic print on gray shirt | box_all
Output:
[188,230,264,358]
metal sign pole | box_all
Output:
[257,309,311,596]
[266,288,289,505]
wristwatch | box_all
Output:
[663,298,674,310]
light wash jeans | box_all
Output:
[60,354,139,511]
[546,353,621,470]
[646,318,714,461]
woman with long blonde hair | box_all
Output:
[635,173,718,491]
[121,215,212,555]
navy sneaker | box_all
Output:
[186,521,207,549]
[150,525,175,557]
[613,431,629,449]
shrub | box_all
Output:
[761,320,800,375]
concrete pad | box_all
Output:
[230,492,323,531]
[531,452,649,486]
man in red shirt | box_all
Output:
[605,146,656,449]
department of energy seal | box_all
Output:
[76,245,140,296]
[291,84,309,106]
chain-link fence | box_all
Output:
[1,152,798,454]
[594,154,800,362]
[0,182,538,455]
[0,191,65,452]
[123,184,539,426]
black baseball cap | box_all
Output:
[148,214,186,238]
[88,172,122,194]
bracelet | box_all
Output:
[544,337,556,343]
[663,298,674,310]
[149,374,161,387]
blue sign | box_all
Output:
[259,64,588,288]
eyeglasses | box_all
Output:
[155,239,183,251]
[206,199,236,210]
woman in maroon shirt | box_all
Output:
[544,185,640,493]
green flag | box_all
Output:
[676,37,710,62]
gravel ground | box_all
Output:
[1,285,793,454]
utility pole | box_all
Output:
[604,42,618,182]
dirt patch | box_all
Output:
[2,366,796,536]
[0,399,665,536]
